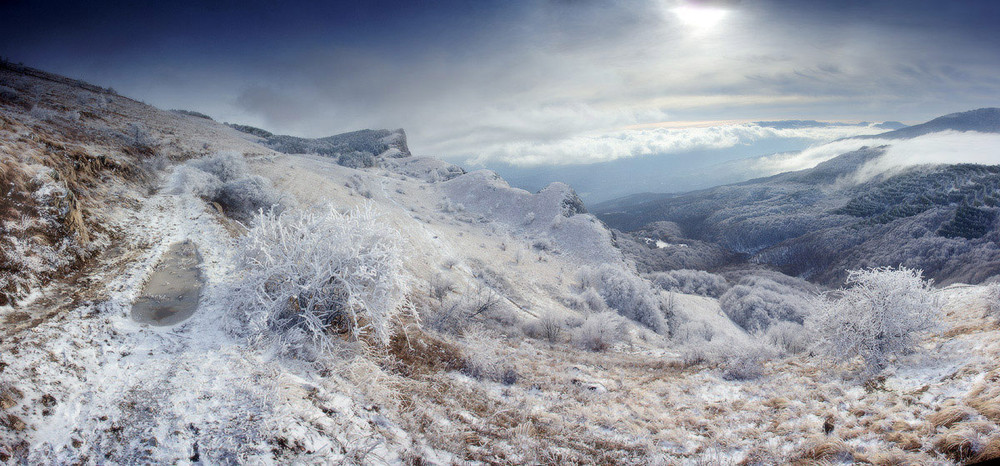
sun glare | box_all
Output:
[672,5,728,30]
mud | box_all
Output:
[131,241,203,326]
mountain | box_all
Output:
[228,124,411,168]
[858,107,1000,139]
[594,109,1000,286]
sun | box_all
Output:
[672,5,728,30]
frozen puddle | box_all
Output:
[131,240,204,326]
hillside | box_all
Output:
[3,65,1000,464]
[595,109,1000,286]
[228,124,411,168]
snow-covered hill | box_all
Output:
[3,63,1000,464]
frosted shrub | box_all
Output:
[983,283,1000,323]
[168,164,221,198]
[226,204,408,359]
[574,312,628,352]
[808,266,939,376]
[190,152,250,182]
[675,320,716,344]
[522,312,566,343]
[461,327,518,384]
[719,277,812,332]
[646,269,729,298]
[765,321,811,354]
[577,265,668,333]
[721,338,778,381]
[425,283,504,335]
[216,175,286,223]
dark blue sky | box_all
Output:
[3,0,999,166]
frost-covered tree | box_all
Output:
[646,269,729,297]
[225,204,408,359]
[718,274,814,332]
[808,266,939,376]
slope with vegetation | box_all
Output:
[595,110,1000,287]
[2,64,1000,464]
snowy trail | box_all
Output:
[24,176,282,462]
[6,168,429,464]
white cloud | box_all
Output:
[464,123,887,167]
[750,137,896,176]
[851,131,1000,183]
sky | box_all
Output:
[2,0,1000,174]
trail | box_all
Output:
[4,167,429,464]
[16,172,279,463]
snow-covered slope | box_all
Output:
[4,64,1000,465]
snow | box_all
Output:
[3,166,435,463]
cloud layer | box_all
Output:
[465,123,887,166]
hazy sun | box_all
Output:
[672,5,728,30]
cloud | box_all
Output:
[748,137,896,176]
[733,130,1000,187]
[463,122,887,166]
[851,131,1000,183]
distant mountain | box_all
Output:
[228,125,411,168]
[754,119,904,130]
[859,108,1000,140]
[594,109,1000,286]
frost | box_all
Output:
[225,204,409,358]
[808,266,940,376]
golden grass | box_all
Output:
[789,437,853,465]
[928,402,977,428]
[967,370,1000,423]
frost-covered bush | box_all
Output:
[983,283,1000,323]
[336,151,375,169]
[424,283,505,335]
[574,312,628,351]
[427,273,455,304]
[225,204,408,359]
[167,165,221,198]
[720,338,778,381]
[719,275,813,332]
[808,266,939,376]
[460,327,518,384]
[178,153,291,223]
[437,199,465,213]
[190,152,250,182]
[216,175,286,223]
[675,320,716,344]
[125,122,154,149]
[522,312,566,343]
[765,321,811,355]
[577,265,669,333]
[646,269,729,297]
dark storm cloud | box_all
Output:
[2,0,999,165]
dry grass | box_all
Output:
[928,402,977,428]
[0,75,158,307]
[967,370,1000,423]
[789,437,853,465]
